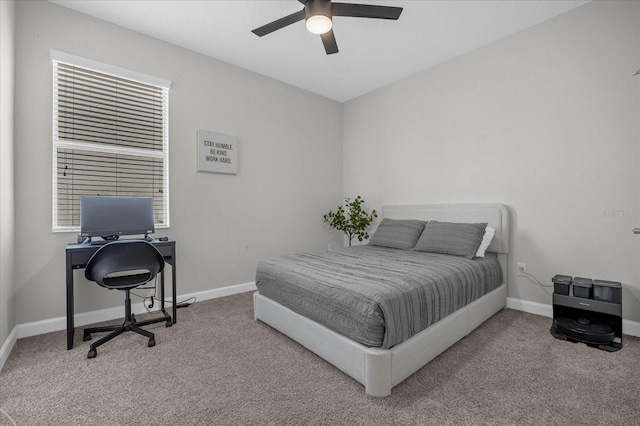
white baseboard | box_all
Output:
[177,281,257,305]
[0,326,17,372]
[622,319,640,337]
[506,297,640,337]
[1,291,637,372]
[0,281,257,371]
[506,297,553,318]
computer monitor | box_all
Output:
[80,196,155,241]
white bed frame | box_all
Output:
[254,203,510,397]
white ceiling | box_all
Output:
[50,0,590,103]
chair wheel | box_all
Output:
[87,349,97,359]
[148,338,155,347]
[83,333,92,341]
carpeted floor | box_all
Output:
[1,291,638,425]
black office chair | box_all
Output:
[83,240,168,359]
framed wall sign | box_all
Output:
[197,130,238,174]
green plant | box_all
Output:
[323,196,377,246]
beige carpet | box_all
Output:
[1,292,638,425]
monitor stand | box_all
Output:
[79,236,118,245]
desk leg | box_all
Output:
[152,269,171,325]
[66,254,74,350]
[160,269,165,313]
[172,261,177,324]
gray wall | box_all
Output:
[12,0,343,323]
[5,0,640,332]
[1,0,16,347]
[343,1,640,320]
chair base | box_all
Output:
[83,290,170,359]
[84,321,156,359]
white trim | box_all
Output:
[50,56,171,233]
[177,281,257,304]
[623,319,640,337]
[506,297,553,318]
[50,49,171,88]
[0,281,256,371]
[51,60,60,230]
[161,85,170,228]
[0,327,17,372]
[15,281,256,340]
[1,289,637,374]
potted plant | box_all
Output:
[323,196,377,247]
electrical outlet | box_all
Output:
[517,263,527,276]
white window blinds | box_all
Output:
[52,53,170,231]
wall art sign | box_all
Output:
[197,130,238,174]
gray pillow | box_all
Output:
[368,218,426,249]
[414,221,488,259]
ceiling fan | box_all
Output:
[252,0,403,55]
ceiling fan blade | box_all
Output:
[332,3,403,20]
[321,29,339,55]
[252,9,306,37]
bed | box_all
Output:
[254,203,510,397]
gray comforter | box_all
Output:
[255,245,503,349]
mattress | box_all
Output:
[255,245,503,349]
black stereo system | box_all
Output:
[550,275,622,352]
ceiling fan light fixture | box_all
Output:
[252,0,403,55]
[306,14,332,34]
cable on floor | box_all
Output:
[0,408,17,426]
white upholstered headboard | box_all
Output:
[381,203,510,255]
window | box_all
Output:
[51,51,170,232]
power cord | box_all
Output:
[129,276,196,310]
[137,296,196,310]
[521,271,554,295]
[158,296,196,308]
[0,408,17,426]
[130,276,159,312]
